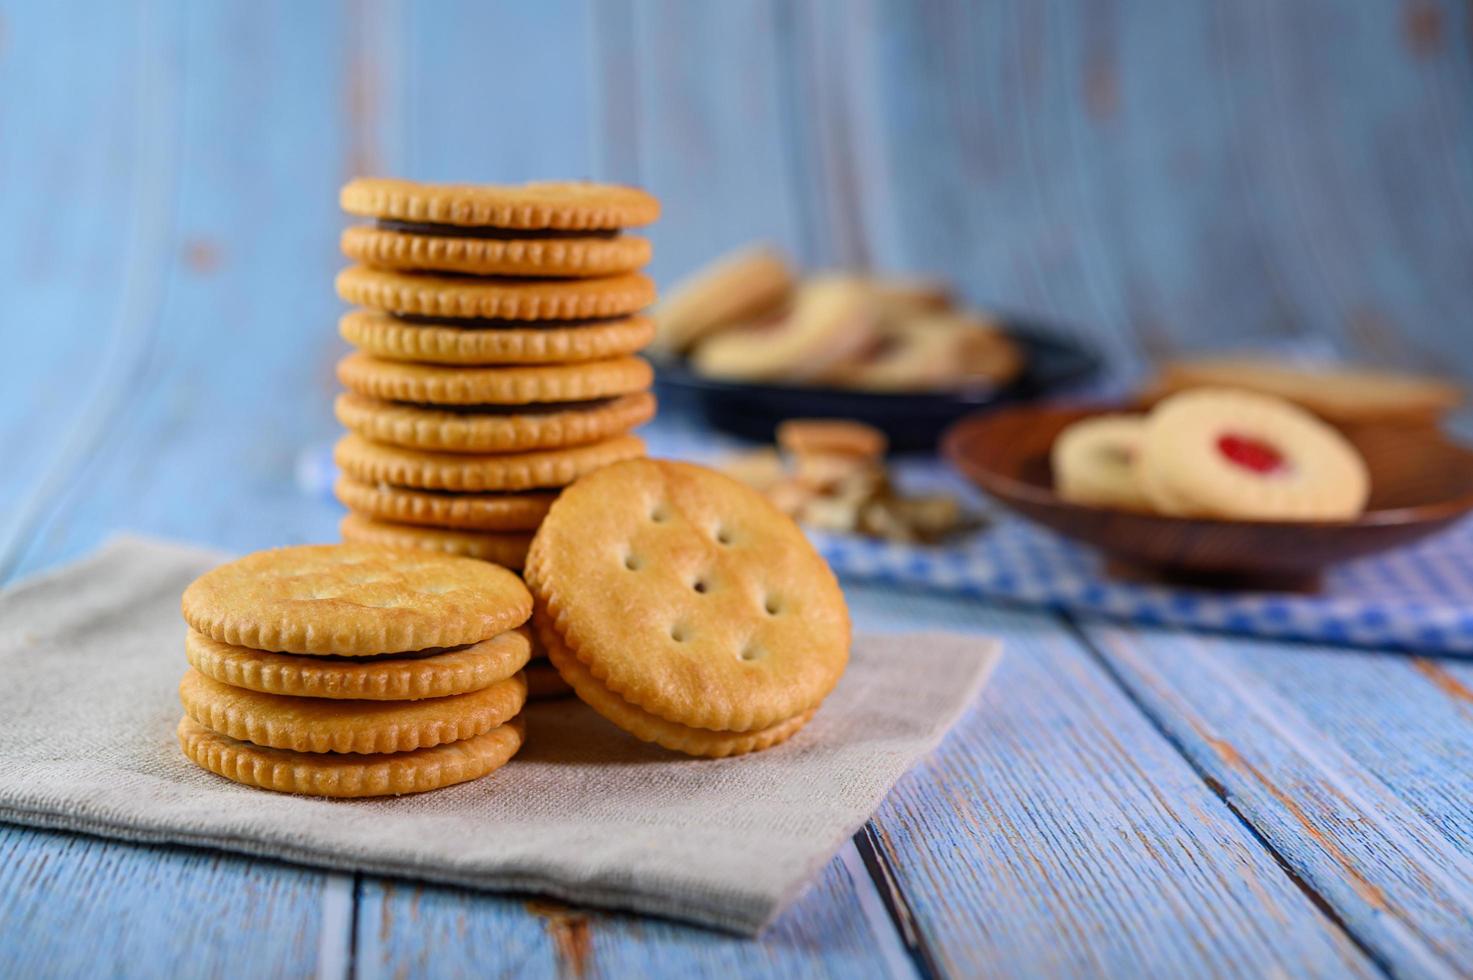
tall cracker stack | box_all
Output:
[332,179,660,699]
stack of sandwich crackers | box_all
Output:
[330,179,660,700]
[177,545,534,797]
[331,178,660,569]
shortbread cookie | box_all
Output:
[525,459,850,734]
[333,477,554,531]
[869,277,953,317]
[539,620,813,757]
[335,391,655,453]
[1143,357,1462,426]
[524,660,574,700]
[179,668,527,754]
[339,311,655,365]
[341,178,660,230]
[827,313,1021,391]
[1139,388,1371,520]
[335,433,646,492]
[653,245,795,352]
[341,513,533,568]
[1051,415,1152,511]
[342,225,652,278]
[337,266,656,321]
[337,353,653,407]
[691,276,879,383]
[185,627,532,701]
[182,543,531,655]
[178,715,523,797]
[777,419,887,459]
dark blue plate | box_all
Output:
[654,324,1102,452]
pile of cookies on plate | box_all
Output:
[332,178,661,569]
[1054,357,1465,522]
[652,244,1022,392]
[176,545,534,797]
[1053,387,1374,521]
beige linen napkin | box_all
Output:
[0,535,1000,934]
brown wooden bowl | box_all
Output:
[943,403,1473,590]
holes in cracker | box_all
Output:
[740,642,765,662]
[623,552,643,571]
[670,624,691,643]
[650,503,672,524]
[713,525,734,546]
[763,594,782,616]
[692,577,710,595]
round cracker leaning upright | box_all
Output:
[524,458,851,757]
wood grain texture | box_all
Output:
[3,0,1473,974]
[0,824,328,978]
[358,843,916,979]
[3,0,351,580]
[0,1,181,580]
[844,583,1374,978]
[1085,622,1473,976]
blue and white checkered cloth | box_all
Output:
[302,415,1473,657]
[639,422,1473,656]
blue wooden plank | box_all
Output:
[0,824,334,979]
[843,583,1375,977]
[356,842,916,979]
[1085,620,1473,975]
[0,0,359,971]
[618,0,808,284]
[394,0,598,183]
[833,0,1473,379]
[4,0,355,579]
[0,1,178,575]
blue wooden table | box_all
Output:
[5,2,1473,976]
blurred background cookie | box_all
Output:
[1140,357,1462,427]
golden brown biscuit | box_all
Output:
[340,513,533,569]
[776,419,887,459]
[524,459,850,734]
[690,276,877,383]
[185,627,532,701]
[653,245,795,352]
[868,277,952,316]
[181,543,531,655]
[337,266,656,321]
[334,391,655,453]
[334,433,646,492]
[340,178,660,230]
[179,668,527,753]
[1138,388,1370,520]
[341,225,652,278]
[539,619,813,757]
[333,477,554,532]
[1142,357,1462,426]
[336,353,653,406]
[339,311,655,365]
[827,313,1021,391]
[178,715,523,797]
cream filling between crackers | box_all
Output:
[391,396,621,417]
[374,218,623,241]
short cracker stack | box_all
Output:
[525,459,851,757]
[333,179,661,698]
[176,544,533,797]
